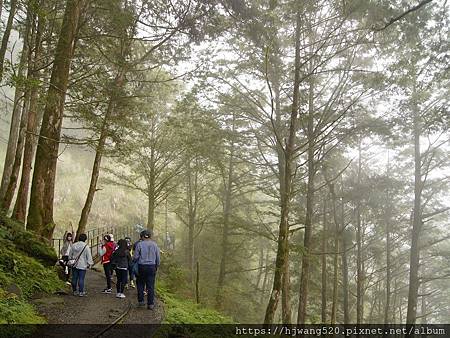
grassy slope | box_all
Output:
[0,213,63,324]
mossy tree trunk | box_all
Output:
[27,0,86,239]
[264,5,302,324]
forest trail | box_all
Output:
[32,267,164,336]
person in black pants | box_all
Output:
[111,239,131,298]
[133,230,160,310]
[100,235,115,293]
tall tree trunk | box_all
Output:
[147,193,155,231]
[406,97,422,325]
[356,139,364,324]
[384,153,392,324]
[255,247,264,290]
[297,70,315,324]
[321,197,327,323]
[328,182,339,325]
[0,0,4,24]
[420,284,426,324]
[274,63,292,325]
[27,0,86,238]
[216,115,235,308]
[185,160,197,282]
[260,251,270,305]
[0,0,18,81]
[264,6,302,324]
[391,279,398,323]
[2,5,34,211]
[0,0,26,203]
[341,197,349,324]
[75,71,125,240]
[3,93,30,210]
[13,3,44,222]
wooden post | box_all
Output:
[196,261,200,304]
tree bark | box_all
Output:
[27,0,86,238]
[0,0,18,81]
[13,4,45,222]
[264,6,302,324]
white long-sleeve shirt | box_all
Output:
[69,241,94,270]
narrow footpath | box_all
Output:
[32,266,164,337]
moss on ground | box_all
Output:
[157,280,234,324]
[0,212,64,324]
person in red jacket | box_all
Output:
[100,234,115,293]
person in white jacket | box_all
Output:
[69,233,94,297]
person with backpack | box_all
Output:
[99,234,115,294]
[59,232,73,284]
[133,230,160,310]
[69,233,93,297]
[111,239,132,298]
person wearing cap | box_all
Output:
[133,230,160,310]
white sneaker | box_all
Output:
[116,293,121,298]
[119,293,126,299]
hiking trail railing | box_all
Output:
[52,225,139,262]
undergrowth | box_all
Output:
[0,212,63,326]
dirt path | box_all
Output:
[32,266,164,337]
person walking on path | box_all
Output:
[59,232,73,284]
[125,236,135,289]
[111,239,132,299]
[133,230,160,310]
[69,233,93,297]
[100,234,115,294]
